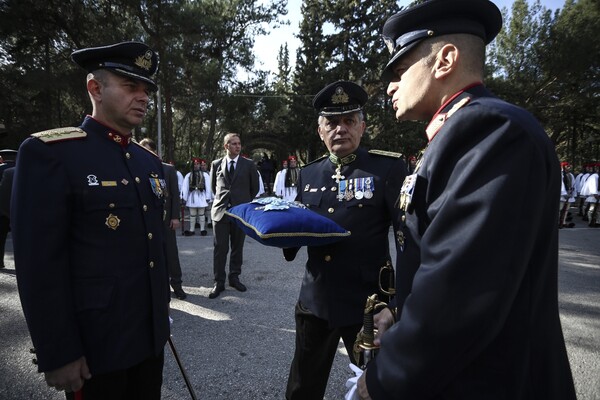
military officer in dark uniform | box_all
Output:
[140,137,187,300]
[283,80,406,400]
[356,1,577,399]
[11,41,170,399]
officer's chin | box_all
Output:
[330,143,355,157]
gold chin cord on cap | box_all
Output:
[352,260,396,369]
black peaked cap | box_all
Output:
[313,81,368,117]
[381,0,502,82]
[71,41,158,91]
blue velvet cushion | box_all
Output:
[225,197,350,247]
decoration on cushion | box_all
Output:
[252,197,306,211]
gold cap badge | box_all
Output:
[331,86,350,105]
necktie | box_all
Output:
[228,160,235,178]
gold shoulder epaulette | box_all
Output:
[303,154,328,167]
[31,127,86,143]
[369,149,403,159]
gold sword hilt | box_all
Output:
[352,293,388,369]
[378,260,396,298]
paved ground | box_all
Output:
[1,207,598,399]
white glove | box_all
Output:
[344,363,364,400]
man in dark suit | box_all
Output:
[283,81,406,400]
[140,138,187,300]
[12,41,170,399]
[208,133,260,298]
[356,1,576,399]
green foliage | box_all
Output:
[487,0,599,166]
[0,0,596,167]
[288,0,417,160]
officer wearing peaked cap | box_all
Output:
[283,80,406,399]
[355,1,576,399]
[379,0,502,83]
[12,41,169,399]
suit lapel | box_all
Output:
[220,157,231,183]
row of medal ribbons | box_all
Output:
[339,176,374,201]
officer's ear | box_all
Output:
[87,77,103,101]
[317,124,325,142]
[433,43,458,80]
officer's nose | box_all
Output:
[335,123,348,135]
[138,92,150,106]
[386,81,398,97]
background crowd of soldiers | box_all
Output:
[560,161,600,228]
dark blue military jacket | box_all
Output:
[296,147,405,327]
[12,116,170,375]
[366,85,576,399]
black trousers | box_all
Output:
[213,217,246,284]
[286,301,362,400]
[65,351,164,400]
[164,225,183,290]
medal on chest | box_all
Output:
[149,173,166,199]
[332,166,346,201]
[399,174,417,211]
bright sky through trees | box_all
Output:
[252,0,567,74]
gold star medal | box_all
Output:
[105,213,120,230]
